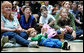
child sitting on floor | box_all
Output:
[26,28,70,50]
[40,24,73,42]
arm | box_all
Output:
[39,23,43,27]
[72,30,76,39]
[20,16,27,29]
[31,34,42,41]
[31,18,37,28]
[69,13,76,31]
[48,14,55,26]
[39,16,43,27]
[48,19,55,26]
[75,18,83,24]
[44,33,48,38]
[54,13,61,29]
[14,15,25,31]
[1,21,16,32]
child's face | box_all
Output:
[61,9,68,18]
[42,10,48,17]
[64,1,70,10]
[24,8,31,16]
[30,29,37,37]
[44,1,49,6]
[78,5,83,12]
[72,3,77,10]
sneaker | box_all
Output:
[3,42,22,48]
[62,41,70,50]
[3,42,15,48]
[9,38,16,44]
[1,36,9,50]
[28,41,39,48]
[79,34,83,38]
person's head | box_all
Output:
[44,1,49,6]
[72,2,78,10]
[22,6,32,16]
[78,3,83,13]
[1,1,14,20]
[59,8,68,18]
[1,1,12,14]
[26,28,37,37]
[25,1,30,6]
[40,6,48,17]
[62,1,72,10]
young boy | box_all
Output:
[39,6,55,28]
[26,28,70,50]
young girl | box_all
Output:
[26,28,70,50]
[56,8,76,40]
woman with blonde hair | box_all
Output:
[1,1,38,47]
[54,8,76,41]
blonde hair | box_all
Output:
[1,1,12,10]
[59,8,68,16]
[26,28,36,35]
[1,1,13,20]
[62,1,72,7]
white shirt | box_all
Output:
[39,14,55,25]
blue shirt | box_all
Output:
[20,15,34,29]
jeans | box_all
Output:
[76,27,83,37]
[1,31,30,46]
[56,29,61,34]
[64,33,73,41]
[56,29,73,41]
[39,38,62,48]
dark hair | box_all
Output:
[22,6,31,13]
[78,2,83,6]
[40,6,48,12]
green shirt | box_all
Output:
[31,33,48,41]
[54,12,76,31]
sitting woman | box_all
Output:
[26,28,70,50]
[20,6,37,30]
[1,1,37,47]
[55,8,76,41]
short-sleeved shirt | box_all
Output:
[1,14,19,29]
[39,14,55,25]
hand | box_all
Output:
[41,28,44,34]
[41,28,47,35]
[79,22,83,24]
[65,26,69,30]
[12,29,17,31]
[60,28,67,34]
[72,30,76,39]
[16,28,23,31]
